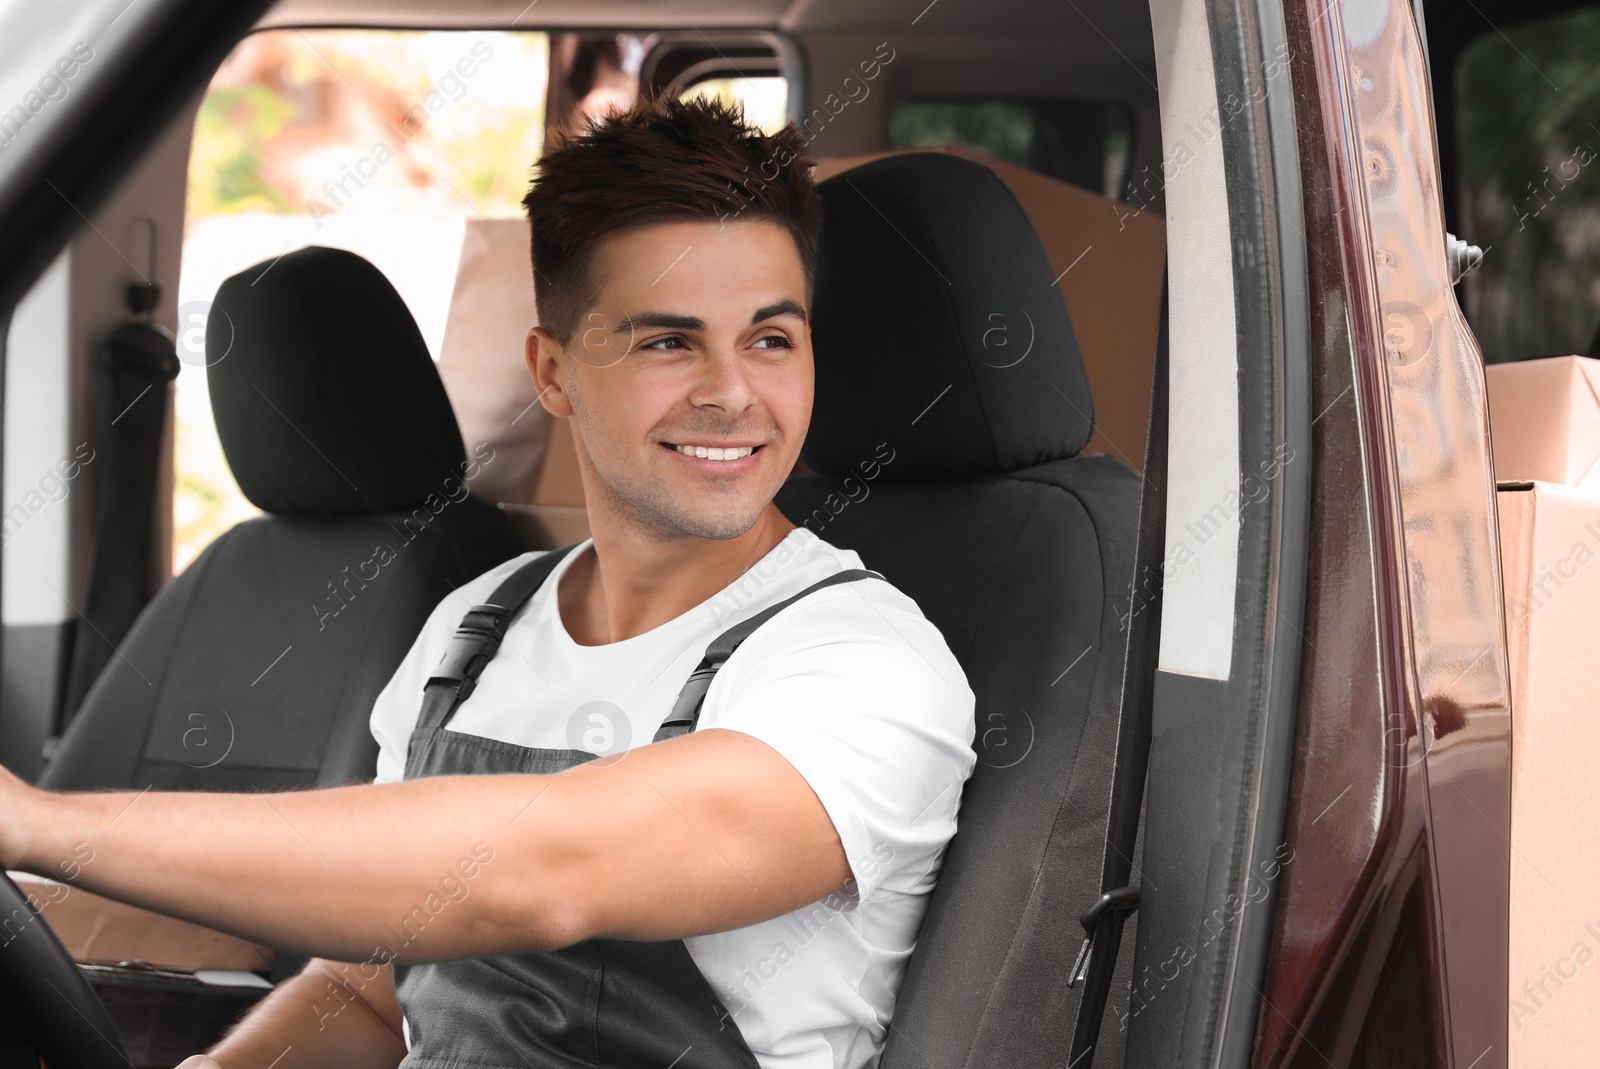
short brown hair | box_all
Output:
[522,92,823,345]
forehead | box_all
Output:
[589,218,806,310]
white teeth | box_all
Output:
[674,444,754,461]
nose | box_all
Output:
[687,345,758,415]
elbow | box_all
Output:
[526,895,595,953]
[479,857,599,954]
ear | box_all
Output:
[527,327,573,418]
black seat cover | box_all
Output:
[42,247,526,792]
[775,154,1142,1067]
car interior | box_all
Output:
[5,0,1600,1066]
[0,2,1172,1064]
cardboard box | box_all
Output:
[1486,356,1600,490]
[813,145,1167,471]
[1496,482,1600,1064]
[437,217,554,506]
[7,871,274,973]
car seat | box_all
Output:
[775,153,1144,1067]
[40,246,527,792]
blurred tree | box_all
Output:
[892,101,1034,170]
[1457,8,1600,362]
[889,98,1134,199]
[186,86,299,218]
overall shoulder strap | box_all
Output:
[418,542,584,732]
[654,567,884,743]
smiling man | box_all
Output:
[0,95,976,1069]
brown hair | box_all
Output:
[522,92,823,345]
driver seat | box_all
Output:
[775,153,1143,1066]
[40,246,527,792]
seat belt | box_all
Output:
[1067,277,1170,1067]
[58,319,180,733]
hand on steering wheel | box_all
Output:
[0,870,132,1069]
[0,761,39,872]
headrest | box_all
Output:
[207,246,468,516]
[804,153,1094,480]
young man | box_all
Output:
[0,96,976,1068]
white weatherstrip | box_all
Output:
[1150,0,1241,681]
[3,252,75,626]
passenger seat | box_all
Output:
[41,246,527,792]
[775,153,1144,1067]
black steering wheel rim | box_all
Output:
[0,870,131,1069]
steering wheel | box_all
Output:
[0,870,131,1069]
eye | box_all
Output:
[641,335,687,352]
[753,334,794,351]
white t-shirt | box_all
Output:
[369,526,977,1069]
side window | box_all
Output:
[890,98,1135,200]
[1455,10,1600,362]
[679,77,789,134]
[176,29,550,571]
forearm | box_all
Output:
[4,730,849,960]
[14,775,574,962]
[205,959,406,1069]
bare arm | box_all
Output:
[0,728,849,962]
[177,958,406,1069]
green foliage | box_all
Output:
[890,101,1034,168]
[1456,9,1600,361]
[187,86,299,218]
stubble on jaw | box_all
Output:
[565,374,770,544]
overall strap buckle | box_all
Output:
[653,660,718,743]
[428,603,513,703]
[412,542,584,739]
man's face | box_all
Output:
[531,218,813,543]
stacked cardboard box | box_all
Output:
[1486,355,1600,1065]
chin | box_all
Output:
[613,494,767,543]
[673,511,767,542]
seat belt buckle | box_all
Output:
[1067,885,1141,989]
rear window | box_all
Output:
[1455,9,1600,362]
[890,97,1135,199]
[680,76,789,134]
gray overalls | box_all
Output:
[393,541,882,1068]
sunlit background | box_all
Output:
[176,29,552,571]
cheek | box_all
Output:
[765,351,813,431]
[606,369,687,447]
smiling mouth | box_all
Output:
[661,443,762,462]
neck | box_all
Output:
[559,502,796,646]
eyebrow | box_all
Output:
[751,299,807,325]
[614,312,703,334]
[611,300,807,335]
